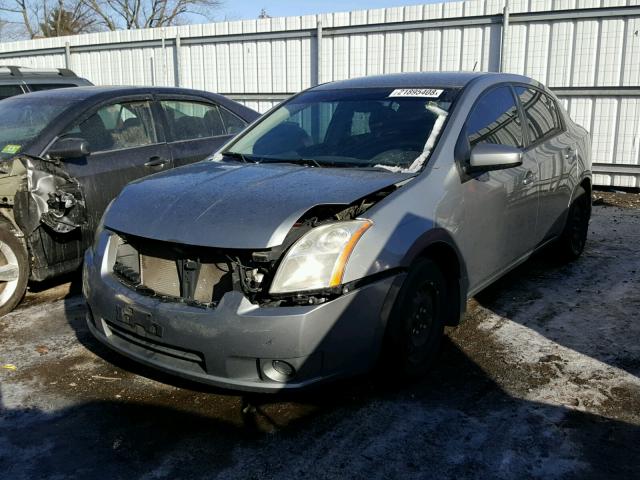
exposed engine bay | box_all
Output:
[111,184,402,308]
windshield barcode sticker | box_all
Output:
[388,88,444,98]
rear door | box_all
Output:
[460,84,539,289]
[158,97,248,168]
[45,97,171,263]
[514,86,574,242]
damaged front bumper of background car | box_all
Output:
[0,154,87,280]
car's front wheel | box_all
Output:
[382,258,447,379]
[555,187,591,261]
[0,223,29,316]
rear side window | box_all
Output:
[219,107,247,135]
[466,86,523,148]
[62,101,157,153]
[161,100,227,141]
[514,87,562,144]
[26,83,74,92]
[0,85,25,100]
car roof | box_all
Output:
[4,85,258,157]
[6,85,258,122]
[0,65,81,78]
[310,71,534,90]
[12,85,224,102]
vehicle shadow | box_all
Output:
[2,330,639,478]
[18,271,82,311]
[473,237,640,378]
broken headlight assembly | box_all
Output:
[269,220,372,294]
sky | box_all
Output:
[218,1,437,21]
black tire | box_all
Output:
[0,223,29,316]
[381,258,447,379]
[555,187,591,261]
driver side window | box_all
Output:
[62,101,157,153]
[467,86,523,148]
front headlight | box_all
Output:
[269,220,372,294]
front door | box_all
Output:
[459,85,539,291]
[44,99,171,265]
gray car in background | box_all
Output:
[0,66,92,100]
[84,72,592,392]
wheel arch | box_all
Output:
[402,229,468,326]
[574,175,592,201]
[0,208,24,237]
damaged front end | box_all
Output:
[13,156,86,235]
[0,155,87,280]
[110,184,401,309]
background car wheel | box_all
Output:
[555,187,591,261]
[0,224,29,316]
[381,258,447,380]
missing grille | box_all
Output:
[112,234,234,305]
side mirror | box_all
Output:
[469,143,522,172]
[48,137,90,160]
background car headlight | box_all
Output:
[269,220,372,294]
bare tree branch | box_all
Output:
[1,0,222,38]
[81,0,222,31]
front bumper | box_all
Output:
[83,248,401,393]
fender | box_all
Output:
[402,227,466,274]
[401,227,469,325]
[570,170,592,204]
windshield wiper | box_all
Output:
[259,157,324,168]
[221,151,257,163]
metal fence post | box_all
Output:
[499,0,510,73]
[174,34,181,87]
[64,42,71,69]
[162,28,168,86]
[314,20,323,86]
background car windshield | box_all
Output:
[224,87,458,170]
[0,97,68,160]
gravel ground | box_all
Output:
[0,202,639,479]
[592,188,640,209]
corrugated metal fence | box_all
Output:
[0,0,639,187]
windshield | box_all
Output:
[0,96,70,160]
[222,87,459,171]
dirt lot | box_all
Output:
[1,196,639,479]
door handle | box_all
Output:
[564,147,577,162]
[523,170,536,186]
[144,156,169,167]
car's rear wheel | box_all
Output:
[0,224,29,316]
[381,258,447,379]
[555,187,591,261]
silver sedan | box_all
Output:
[83,72,592,392]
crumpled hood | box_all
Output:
[104,161,414,249]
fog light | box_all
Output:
[272,360,295,377]
[261,359,297,382]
